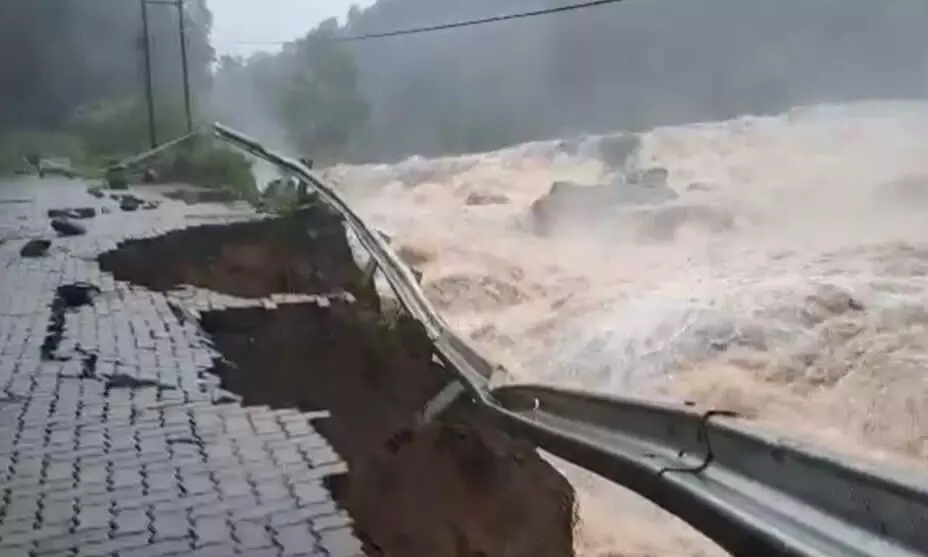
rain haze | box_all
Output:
[3,1,928,556]
[208,0,375,56]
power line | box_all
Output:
[226,0,631,46]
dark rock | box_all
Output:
[687,182,714,193]
[49,207,96,219]
[72,207,96,218]
[50,218,86,237]
[465,191,511,206]
[141,200,160,210]
[626,203,735,241]
[20,239,51,257]
[101,207,112,214]
[119,195,145,212]
[631,167,670,189]
[529,170,678,235]
[87,187,105,198]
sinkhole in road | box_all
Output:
[99,207,576,557]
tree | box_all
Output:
[276,27,370,162]
[0,0,214,135]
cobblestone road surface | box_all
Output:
[0,178,364,557]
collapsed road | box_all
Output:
[0,176,574,557]
[98,201,575,557]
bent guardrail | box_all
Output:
[492,385,928,557]
[211,123,928,557]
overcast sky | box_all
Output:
[208,0,375,57]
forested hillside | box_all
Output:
[216,0,928,163]
[4,0,928,166]
[0,0,213,164]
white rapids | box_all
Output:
[324,100,928,556]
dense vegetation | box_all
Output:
[4,0,928,173]
[216,0,928,162]
[0,0,225,178]
[0,0,211,132]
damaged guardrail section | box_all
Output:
[491,385,928,557]
[211,123,928,557]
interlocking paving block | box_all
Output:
[320,526,367,557]
[273,521,321,556]
[0,179,365,556]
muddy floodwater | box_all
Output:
[327,100,928,556]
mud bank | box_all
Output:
[99,205,575,557]
[98,207,376,306]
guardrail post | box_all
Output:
[418,379,467,426]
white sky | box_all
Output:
[208,0,376,57]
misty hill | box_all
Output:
[257,0,928,163]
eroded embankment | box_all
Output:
[99,205,575,557]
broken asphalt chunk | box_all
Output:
[20,238,51,257]
[50,217,86,237]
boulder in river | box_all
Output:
[625,202,736,242]
[612,167,678,204]
[465,191,511,206]
[529,168,677,234]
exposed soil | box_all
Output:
[99,205,576,557]
[98,205,377,307]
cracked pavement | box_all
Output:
[0,177,365,557]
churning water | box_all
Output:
[327,100,928,556]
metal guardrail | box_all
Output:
[112,130,202,170]
[492,386,928,557]
[210,123,928,557]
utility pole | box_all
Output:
[140,0,157,148]
[176,0,193,132]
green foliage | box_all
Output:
[277,30,370,162]
[158,141,258,200]
[260,178,300,211]
[214,23,370,166]
[0,0,214,133]
[0,131,85,173]
[104,166,129,190]
[69,99,188,160]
